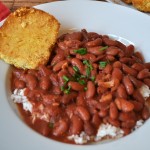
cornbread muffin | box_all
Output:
[132,0,150,12]
[0,7,60,69]
[122,0,132,4]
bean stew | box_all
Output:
[11,29,150,144]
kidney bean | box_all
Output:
[133,90,145,103]
[99,109,109,118]
[84,121,96,136]
[58,70,69,86]
[86,38,102,47]
[117,84,127,99]
[129,75,143,88]
[76,53,96,62]
[121,120,136,129]
[125,44,134,57]
[53,119,69,136]
[131,101,143,112]
[86,81,96,99]
[53,60,68,72]
[103,64,113,74]
[65,32,83,41]
[142,106,150,120]
[52,86,61,95]
[120,57,135,65]
[144,62,150,70]
[45,105,62,117]
[92,113,102,128]
[144,78,150,88]
[108,117,120,127]
[87,46,105,55]
[65,104,76,118]
[68,67,75,76]
[118,51,125,58]
[99,92,112,102]
[76,106,90,121]
[115,98,134,112]
[123,76,134,95]
[131,63,145,71]
[14,79,26,89]
[71,58,84,74]
[122,128,131,136]
[137,69,150,79]
[119,111,136,121]
[25,74,38,90]
[134,51,144,63]
[122,64,137,77]
[106,55,115,62]
[69,115,83,135]
[113,61,122,69]
[50,73,59,86]
[68,81,84,91]
[38,65,51,76]
[88,32,101,40]
[61,92,78,104]
[106,46,120,56]
[39,76,51,91]
[109,102,119,120]
[51,53,65,66]
[34,119,50,136]
[112,68,123,81]
[103,37,117,46]
[116,41,126,51]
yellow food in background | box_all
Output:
[0,7,60,69]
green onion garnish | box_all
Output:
[78,80,86,85]
[73,66,79,72]
[99,61,107,68]
[86,67,91,77]
[100,46,108,51]
[74,48,87,55]
[64,86,71,94]
[83,60,93,70]
[62,75,69,82]
[84,87,88,91]
[91,76,95,82]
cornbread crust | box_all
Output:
[132,0,150,12]
[0,7,60,69]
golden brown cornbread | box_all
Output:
[0,7,60,69]
[132,0,150,12]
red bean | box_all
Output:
[125,44,134,57]
[123,76,134,95]
[53,60,68,72]
[87,46,105,55]
[76,106,90,121]
[53,119,69,136]
[84,121,96,136]
[106,46,120,56]
[68,81,85,91]
[70,115,83,135]
[86,38,102,47]
[117,84,127,99]
[137,69,150,79]
[39,76,51,90]
[122,64,137,77]
[112,68,123,81]
[109,102,119,120]
[14,79,26,89]
[86,81,96,99]
[25,74,37,90]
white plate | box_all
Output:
[1,1,150,150]
[106,0,150,15]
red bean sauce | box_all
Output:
[11,29,150,144]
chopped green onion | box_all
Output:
[78,80,86,85]
[60,86,65,91]
[83,60,93,70]
[64,86,71,94]
[91,76,95,82]
[84,87,87,91]
[80,75,86,78]
[86,67,91,77]
[62,75,69,82]
[74,48,87,55]
[99,61,107,68]
[100,46,108,51]
[49,123,54,128]
[73,66,79,72]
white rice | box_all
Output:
[11,89,33,113]
[139,84,150,99]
